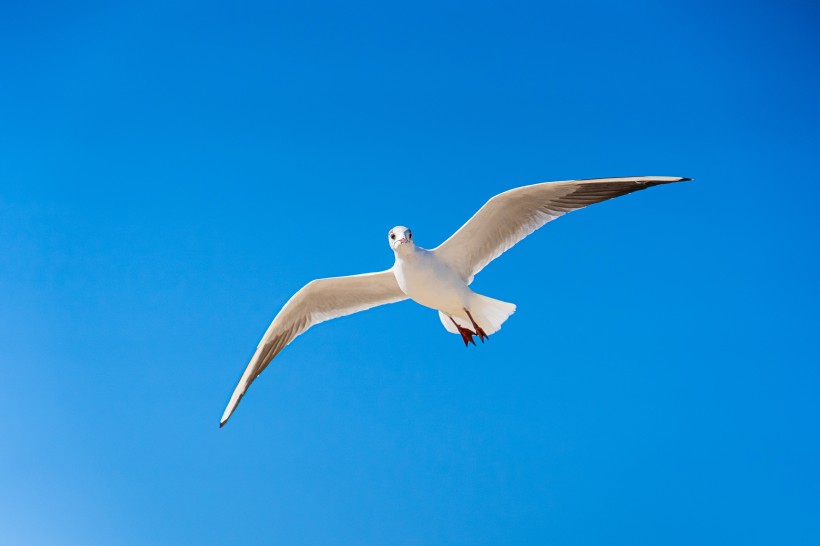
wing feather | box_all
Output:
[433,176,690,283]
[220,269,406,426]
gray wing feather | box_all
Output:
[433,176,690,283]
[220,269,406,426]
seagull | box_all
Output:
[220,175,689,426]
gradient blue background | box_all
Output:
[2,1,819,544]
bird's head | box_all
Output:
[388,226,414,253]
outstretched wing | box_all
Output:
[221,269,406,426]
[433,176,690,283]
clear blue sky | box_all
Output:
[2,1,819,544]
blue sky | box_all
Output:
[1,0,819,544]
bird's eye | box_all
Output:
[408,231,412,239]
[390,233,396,240]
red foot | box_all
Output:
[449,316,476,347]
[464,309,488,343]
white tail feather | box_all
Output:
[438,294,516,335]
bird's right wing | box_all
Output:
[221,269,406,427]
[434,176,690,283]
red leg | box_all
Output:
[464,309,488,342]
[449,316,476,347]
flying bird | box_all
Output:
[220,175,690,426]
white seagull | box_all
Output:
[220,175,690,426]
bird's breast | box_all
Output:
[394,251,469,312]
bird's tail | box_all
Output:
[439,294,516,336]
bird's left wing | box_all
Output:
[221,269,406,427]
[433,176,690,283]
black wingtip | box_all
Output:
[680,177,693,181]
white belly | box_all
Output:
[394,249,471,313]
